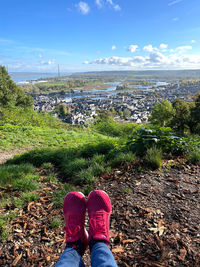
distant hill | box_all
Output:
[70,69,200,81]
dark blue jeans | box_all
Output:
[55,242,118,267]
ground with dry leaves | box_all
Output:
[0,159,199,267]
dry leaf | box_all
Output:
[149,221,166,236]
[178,248,187,261]
[122,239,135,244]
[112,246,124,253]
[12,253,22,267]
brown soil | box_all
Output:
[0,160,199,266]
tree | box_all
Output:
[0,65,33,107]
[171,98,190,133]
[190,93,200,134]
[149,100,174,127]
[56,104,69,116]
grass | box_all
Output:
[50,218,62,229]
[52,184,74,208]
[0,163,35,188]
[146,147,162,169]
[109,152,136,166]
[0,218,9,242]
[0,123,115,151]
[91,116,142,137]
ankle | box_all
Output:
[89,237,109,251]
[66,239,85,256]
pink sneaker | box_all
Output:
[88,190,111,243]
[63,192,88,254]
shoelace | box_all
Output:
[64,225,81,237]
[89,212,107,237]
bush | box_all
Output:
[146,147,162,169]
[187,149,200,164]
[127,128,186,156]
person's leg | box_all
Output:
[55,192,88,267]
[90,242,118,267]
[88,190,118,267]
[55,245,85,267]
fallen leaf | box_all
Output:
[122,239,135,244]
[12,253,22,267]
[112,246,124,253]
[149,221,166,236]
[178,248,187,261]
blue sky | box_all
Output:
[1,0,200,72]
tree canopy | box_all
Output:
[149,100,174,127]
[0,66,33,108]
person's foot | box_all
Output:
[63,192,88,255]
[87,190,111,244]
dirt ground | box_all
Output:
[0,159,199,266]
[0,148,31,165]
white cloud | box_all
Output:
[191,40,196,43]
[96,0,103,8]
[83,61,89,64]
[113,4,121,11]
[96,0,121,11]
[87,51,200,69]
[168,0,183,6]
[143,44,156,52]
[77,2,90,15]
[176,46,192,52]
[112,45,116,50]
[127,45,138,53]
[40,60,55,65]
[159,43,168,50]
[38,54,43,58]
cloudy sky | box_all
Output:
[1,0,200,72]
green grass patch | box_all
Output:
[0,218,9,242]
[21,191,39,202]
[50,218,62,229]
[109,152,136,166]
[53,184,74,208]
[146,147,162,169]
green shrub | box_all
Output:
[146,147,162,169]
[127,128,186,156]
[187,149,200,164]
